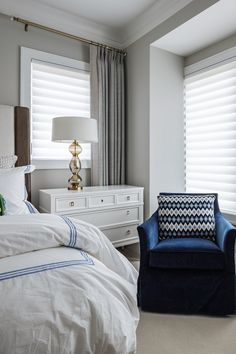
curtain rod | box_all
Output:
[12,16,126,56]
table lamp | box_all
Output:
[52,116,98,190]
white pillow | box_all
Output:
[0,165,37,215]
[4,199,39,215]
[0,155,18,168]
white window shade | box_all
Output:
[31,60,90,162]
[185,60,236,214]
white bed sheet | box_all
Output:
[0,214,139,354]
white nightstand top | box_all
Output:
[40,185,144,196]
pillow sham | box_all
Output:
[0,165,38,215]
[24,200,39,214]
[157,194,216,241]
[0,155,17,168]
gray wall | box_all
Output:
[0,0,219,210]
[0,14,90,206]
[126,36,150,213]
[126,0,218,217]
[149,47,184,214]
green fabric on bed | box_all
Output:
[0,194,6,215]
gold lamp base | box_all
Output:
[68,140,83,191]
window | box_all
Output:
[185,56,236,214]
[21,47,90,169]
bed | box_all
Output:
[0,105,139,354]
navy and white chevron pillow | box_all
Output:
[157,194,216,241]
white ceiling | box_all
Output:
[0,0,194,48]
[35,0,157,28]
[153,0,236,56]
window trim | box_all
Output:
[184,46,236,223]
[184,46,236,77]
[20,47,90,170]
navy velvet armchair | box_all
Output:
[137,193,236,315]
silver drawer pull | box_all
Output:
[69,201,75,207]
[126,229,131,235]
[126,210,130,215]
[127,196,131,201]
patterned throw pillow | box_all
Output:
[0,155,18,168]
[157,194,216,241]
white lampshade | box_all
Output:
[52,116,98,143]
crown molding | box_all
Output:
[0,0,196,49]
[121,0,194,48]
[0,0,123,48]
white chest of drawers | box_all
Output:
[39,185,144,247]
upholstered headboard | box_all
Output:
[0,105,31,200]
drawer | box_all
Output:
[89,194,115,208]
[71,207,140,228]
[104,225,138,243]
[55,197,87,212]
[117,192,140,204]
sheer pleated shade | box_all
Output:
[52,116,98,143]
[185,60,236,213]
[31,60,91,160]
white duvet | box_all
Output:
[0,214,139,354]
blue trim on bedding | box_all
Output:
[24,165,35,174]
[0,251,94,282]
[24,165,31,173]
[60,216,77,247]
[24,201,38,214]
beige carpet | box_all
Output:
[136,311,236,354]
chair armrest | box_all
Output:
[215,211,236,272]
[137,211,159,267]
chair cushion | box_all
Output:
[157,194,216,241]
[149,238,225,270]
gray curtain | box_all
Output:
[90,45,126,186]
